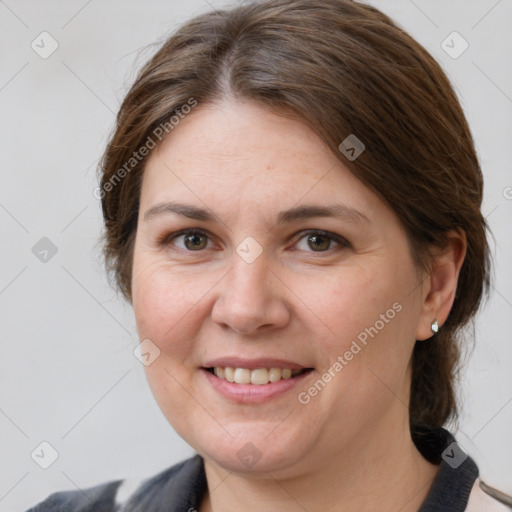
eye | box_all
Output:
[161,229,213,251]
[159,228,349,254]
[294,230,348,253]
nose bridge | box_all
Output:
[211,246,289,334]
[231,249,269,300]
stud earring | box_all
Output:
[431,319,439,334]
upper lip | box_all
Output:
[202,357,310,370]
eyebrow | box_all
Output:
[143,201,370,226]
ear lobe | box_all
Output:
[415,229,467,341]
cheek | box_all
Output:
[304,265,392,346]
[131,257,209,416]
[131,253,225,361]
[310,259,419,376]
[300,269,418,435]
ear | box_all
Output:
[416,229,467,341]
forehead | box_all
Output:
[140,100,383,223]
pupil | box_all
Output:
[310,234,329,251]
[186,233,205,250]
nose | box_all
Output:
[210,254,291,336]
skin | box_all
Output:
[131,99,466,512]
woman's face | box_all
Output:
[132,100,430,477]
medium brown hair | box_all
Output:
[98,0,491,429]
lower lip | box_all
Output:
[201,368,313,404]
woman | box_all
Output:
[27,0,511,510]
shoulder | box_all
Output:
[25,455,204,512]
[466,479,512,512]
[24,479,123,512]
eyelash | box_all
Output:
[158,228,350,255]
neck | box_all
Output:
[200,411,439,512]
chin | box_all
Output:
[202,446,299,476]
[186,425,312,477]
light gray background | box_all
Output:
[1,0,511,510]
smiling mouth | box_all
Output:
[205,367,314,385]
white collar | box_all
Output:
[466,479,511,511]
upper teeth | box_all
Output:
[213,367,302,385]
